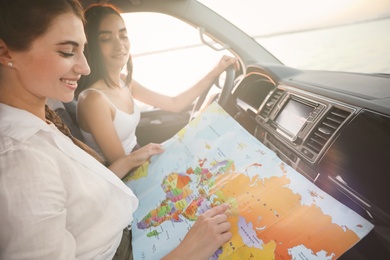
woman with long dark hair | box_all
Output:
[76,4,238,179]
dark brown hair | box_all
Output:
[76,4,133,98]
[0,0,103,163]
[0,0,84,51]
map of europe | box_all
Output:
[124,102,373,260]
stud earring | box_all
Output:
[7,61,13,67]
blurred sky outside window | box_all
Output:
[123,0,390,97]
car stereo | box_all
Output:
[268,93,326,144]
[256,85,356,177]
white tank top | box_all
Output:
[78,88,140,160]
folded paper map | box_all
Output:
[124,102,374,260]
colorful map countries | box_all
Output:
[124,102,373,260]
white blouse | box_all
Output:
[0,103,139,260]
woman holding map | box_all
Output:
[0,0,232,259]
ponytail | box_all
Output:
[45,105,105,164]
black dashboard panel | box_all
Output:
[234,71,276,113]
[232,64,390,258]
[318,110,390,222]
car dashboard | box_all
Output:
[232,64,390,258]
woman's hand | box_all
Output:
[108,143,164,179]
[162,204,232,260]
[129,143,164,169]
[210,55,239,78]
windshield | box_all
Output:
[198,0,390,75]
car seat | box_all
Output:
[46,98,84,141]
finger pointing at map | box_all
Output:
[162,204,232,260]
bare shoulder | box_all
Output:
[78,82,107,109]
[129,79,141,90]
[78,93,103,114]
[77,83,114,131]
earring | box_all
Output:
[7,61,13,67]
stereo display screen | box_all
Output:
[275,99,313,136]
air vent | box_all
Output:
[259,88,284,118]
[305,107,351,154]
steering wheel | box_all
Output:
[190,65,236,121]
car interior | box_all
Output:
[52,0,390,258]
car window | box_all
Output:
[198,0,390,75]
[122,12,232,108]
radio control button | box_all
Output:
[302,148,314,158]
